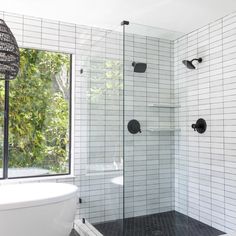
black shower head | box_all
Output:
[132,62,147,73]
[182,58,202,69]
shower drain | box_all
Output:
[146,227,164,236]
[151,230,164,236]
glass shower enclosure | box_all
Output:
[121,22,190,235]
[123,21,178,218]
[78,21,196,235]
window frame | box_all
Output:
[0,49,72,180]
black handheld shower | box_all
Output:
[182,58,202,69]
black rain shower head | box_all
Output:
[132,62,147,73]
[182,58,202,69]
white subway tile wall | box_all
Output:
[174,11,236,234]
[2,8,236,235]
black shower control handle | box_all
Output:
[191,118,207,134]
[191,124,196,131]
[128,119,141,134]
[192,122,204,131]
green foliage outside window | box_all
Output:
[0,48,71,175]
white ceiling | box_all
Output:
[1,0,236,35]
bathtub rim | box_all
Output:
[0,173,75,183]
[0,182,78,211]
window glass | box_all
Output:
[8,48,71,178]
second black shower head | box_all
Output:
[132,62,147,73]
[182,58,202,69]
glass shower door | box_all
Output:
[78,25,124,230]
[122,22,189,235]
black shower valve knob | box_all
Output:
[191,124,197,131]
[127,119,141,134]
[191,118,207,134]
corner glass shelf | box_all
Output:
[147,127,181,132]
[147,103,180,108]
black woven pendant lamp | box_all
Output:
[0,19,20,80]
[1,19,20,179]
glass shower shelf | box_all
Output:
[147,103,180,108]
[147,127,181,132]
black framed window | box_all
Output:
[0,48,72,179]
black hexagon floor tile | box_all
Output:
[93,211,225,236]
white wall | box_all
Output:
[174,11,236,234]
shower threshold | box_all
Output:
[94,211,225,236]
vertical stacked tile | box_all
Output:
[223,12,236,233]
[174,11,236,234]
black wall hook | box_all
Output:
[192,118,207,134]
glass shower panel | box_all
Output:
[78,25,124,226]
[123,22,189,234]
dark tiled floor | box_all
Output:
[94,211,225,236]
[70,229,80,236]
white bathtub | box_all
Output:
[0,182,78,236]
